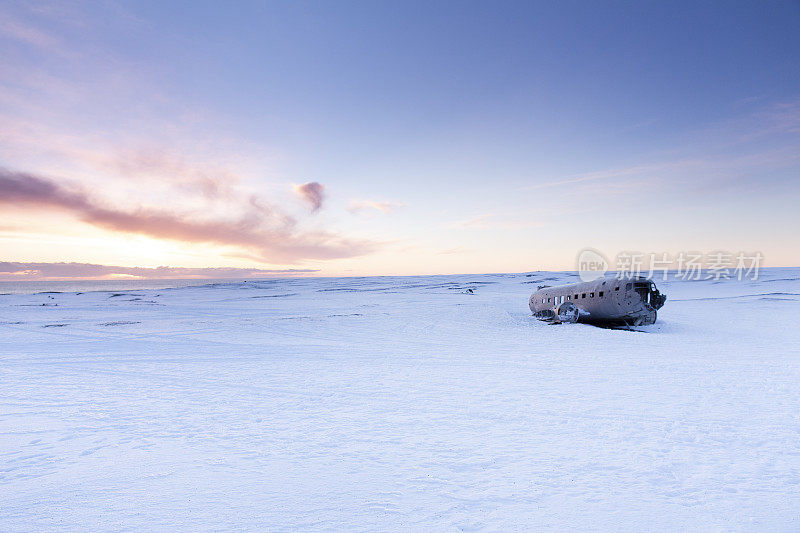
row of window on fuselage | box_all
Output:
[542,284,626,305]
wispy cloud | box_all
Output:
[0,9,59,50]
[0,262,317,281]
[522,98,800,198]
[437,247,471,255]
[293,182,326,212]
[521,163,673,192]
[108,148,241,200]
[452,214,543,230]
[348,200,406,215]
[0,168,376,263]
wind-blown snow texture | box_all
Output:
[2,270,800,531]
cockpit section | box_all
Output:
[631,280,666,310]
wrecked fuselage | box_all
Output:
[529,276,667,326]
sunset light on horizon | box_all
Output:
[2,1,799,279]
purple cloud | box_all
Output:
[293,182,326,212]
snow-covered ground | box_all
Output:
[2,269,799,531]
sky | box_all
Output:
[1,0,799,279]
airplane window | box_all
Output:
[590,292,594,298]
[547,297,551,303]
[567,295,570,300]
[574,294,579,299]
[581,293,586,298]
[615,287,620,291]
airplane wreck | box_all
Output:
[529,276,667,326]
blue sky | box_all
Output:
[0,1,798,278]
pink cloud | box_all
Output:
[348,200,405,215]
[0,168,376,263]
[0,262,317,281]
[108,148,242,200]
